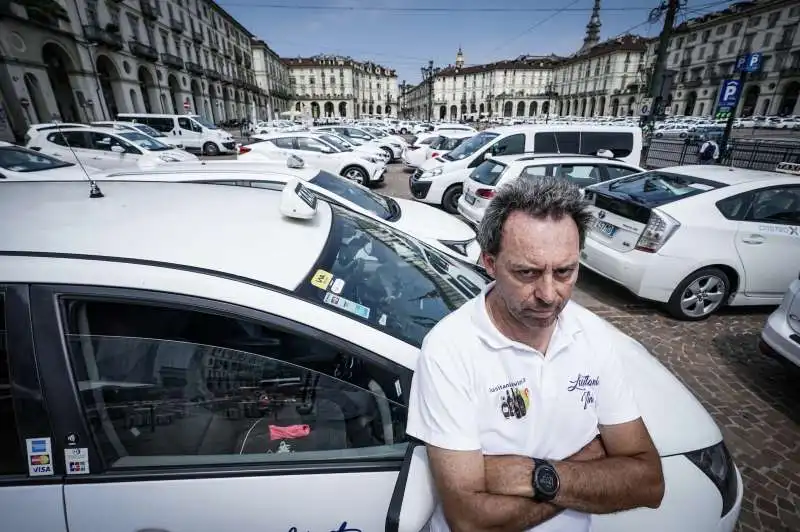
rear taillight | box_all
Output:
[430,152,440,158]
[635,209,680,253]
[476,188,495,199]
[238,146,251,155]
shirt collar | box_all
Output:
[471,281,581,358]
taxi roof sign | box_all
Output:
[775,162,800,176]
[280,178,318,220]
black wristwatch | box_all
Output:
[531,458,560,502]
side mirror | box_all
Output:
[320,146,334,154]
[111,145,126,153]
[596,149,614,159]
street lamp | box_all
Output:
[399,79,408,119]
[420,60,440,123]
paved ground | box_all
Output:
[198,152,799,530]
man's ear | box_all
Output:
[481,253,497,279]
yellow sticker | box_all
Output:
[310,269,333,290]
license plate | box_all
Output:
[594,219,617,237]
[464,194,476,205]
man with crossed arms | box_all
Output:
[407,176,665,531]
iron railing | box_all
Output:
[643,138,800,172]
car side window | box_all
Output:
[60,131,91,149]
[491,133,525,156]
[0,293,25,476]
[89,132,128,152]
[46,132,67,146]
[61,298,408,468]
[296,137,329,152]
[604,165,640,180]
[554,164,602,188]
[177,117,193,131]
[270,137,295,149]
[747,187,800,225]
[520,164,550,179]
[716,193,753,221]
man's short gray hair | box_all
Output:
[477,176,593,256]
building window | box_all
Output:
[698,47,705,59]
[86,0,99,26]
[727,40,736,54]
[767,11,780,29]
[790,6,799,17]
[731,22,742,36]
[747,16,761,28]
[127,14,140,41]
[715,25,726,36]
[160,30,170,53]
[763,33,772,47]
[743,33,755,50]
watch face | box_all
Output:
[539,469,558,493]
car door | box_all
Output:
[177,117,203,150]
[553,163,603,189]
[87,132,138,169]
[732,185,800,298]
[0,286,67,532]
[39,131,92,165]
[29,284,427,532]
[295,136,334,172]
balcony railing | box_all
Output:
[83,25,124,51]
[129,40,158,62]
[780,66,800,77]
[205,68,221,81]
[234,48,243,64]
[170,17,184,33]
[680,58,692,67]
[140,0,158,20]
[221,74,233,85]
[684,78,703,88]
[192,28,203,44]
[775,38,794,51]
[186,61,204,75]
[209,41,219,52]
[160,52,184,70]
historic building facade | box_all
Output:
[284,54,398,119]
[0,0,267,142]
[663,0,799,118]
[251,39,291,120]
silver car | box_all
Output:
[760,273,800,367]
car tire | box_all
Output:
[380,146,394,162]
[342,165,368,186]
[441,184,462,214]
[666,267,730,321]
[400,128,408,134]
[203,142,220,156]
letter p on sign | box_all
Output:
[723,83,738,101]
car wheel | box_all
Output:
[380,147,393,161]
[442,184,462,214]
[655,132,663,138]
[342,166,368,185]
[666,267,730,321]
[400,128,408,134]
[203,142,220,156]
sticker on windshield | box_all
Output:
[331,278,345,294]
[378,313,387,326]
[64,447,90,475]
[310,269,333,290]
[323,292,370,319]
[26,437,53,477]
[687,183,714,191]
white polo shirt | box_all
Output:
[406,283,641,532]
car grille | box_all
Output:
[223,141,235,149]
[411,169,423,180]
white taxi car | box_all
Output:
[760,274,800,367]
[0,180,740,532]
[458,154,643,227]
[580,163,800,320]
[246,132,385,186]
[26,126,197,170]
[0,141,103,180]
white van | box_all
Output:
[409,125,642,213]
[117,113,236,155]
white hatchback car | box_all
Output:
[581,164,800,320]
[760,273,800,367]
[0,180,741,532]
[246,132,385,186]
[26,127,197,170]
[458,154,644,227]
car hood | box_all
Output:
[419,157,451,172]
[614,332,722,455]
[392,197,476,242]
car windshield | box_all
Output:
[365,128,386,137]
[435,137,468,151]
[118,131,172,151]
[600,170,727,207]
[296,205,488,347]
[132,124,166,137]
[310,170,397,221]
[0,146,74,172]
[319,134,351,152]
[192,116,217,129]
[443,132,499,161]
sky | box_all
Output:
[217,0,732,84]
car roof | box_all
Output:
[34,126,121,135]
[487,153,640,166]
[102,161,320,181]
[433,131,475,139]
[657,165,800,186]
[0,181,331,290]
[484,124,640,135]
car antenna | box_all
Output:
[55,121,104,198]
[552,131,561,154]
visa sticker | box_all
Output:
[311,269,334,290]
[26,437,54,477]
[331,278,345,294]
[323,292,370,319]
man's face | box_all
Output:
[482,211,581,328]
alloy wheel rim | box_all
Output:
[680,275,725,317]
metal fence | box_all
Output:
[642,138,800,171]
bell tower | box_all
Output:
[456,46,464,69]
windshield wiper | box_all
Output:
[441,153,454,161]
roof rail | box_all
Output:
[775,162,800,176]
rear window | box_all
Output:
[580,132,634,158]
[594,170,727,207]
[533,132,579,154]
[470,159,507,186]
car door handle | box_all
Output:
[741,234,765,244]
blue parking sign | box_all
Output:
[718,79,742,107]
[745,52,762,72]
[734,56,747,72]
